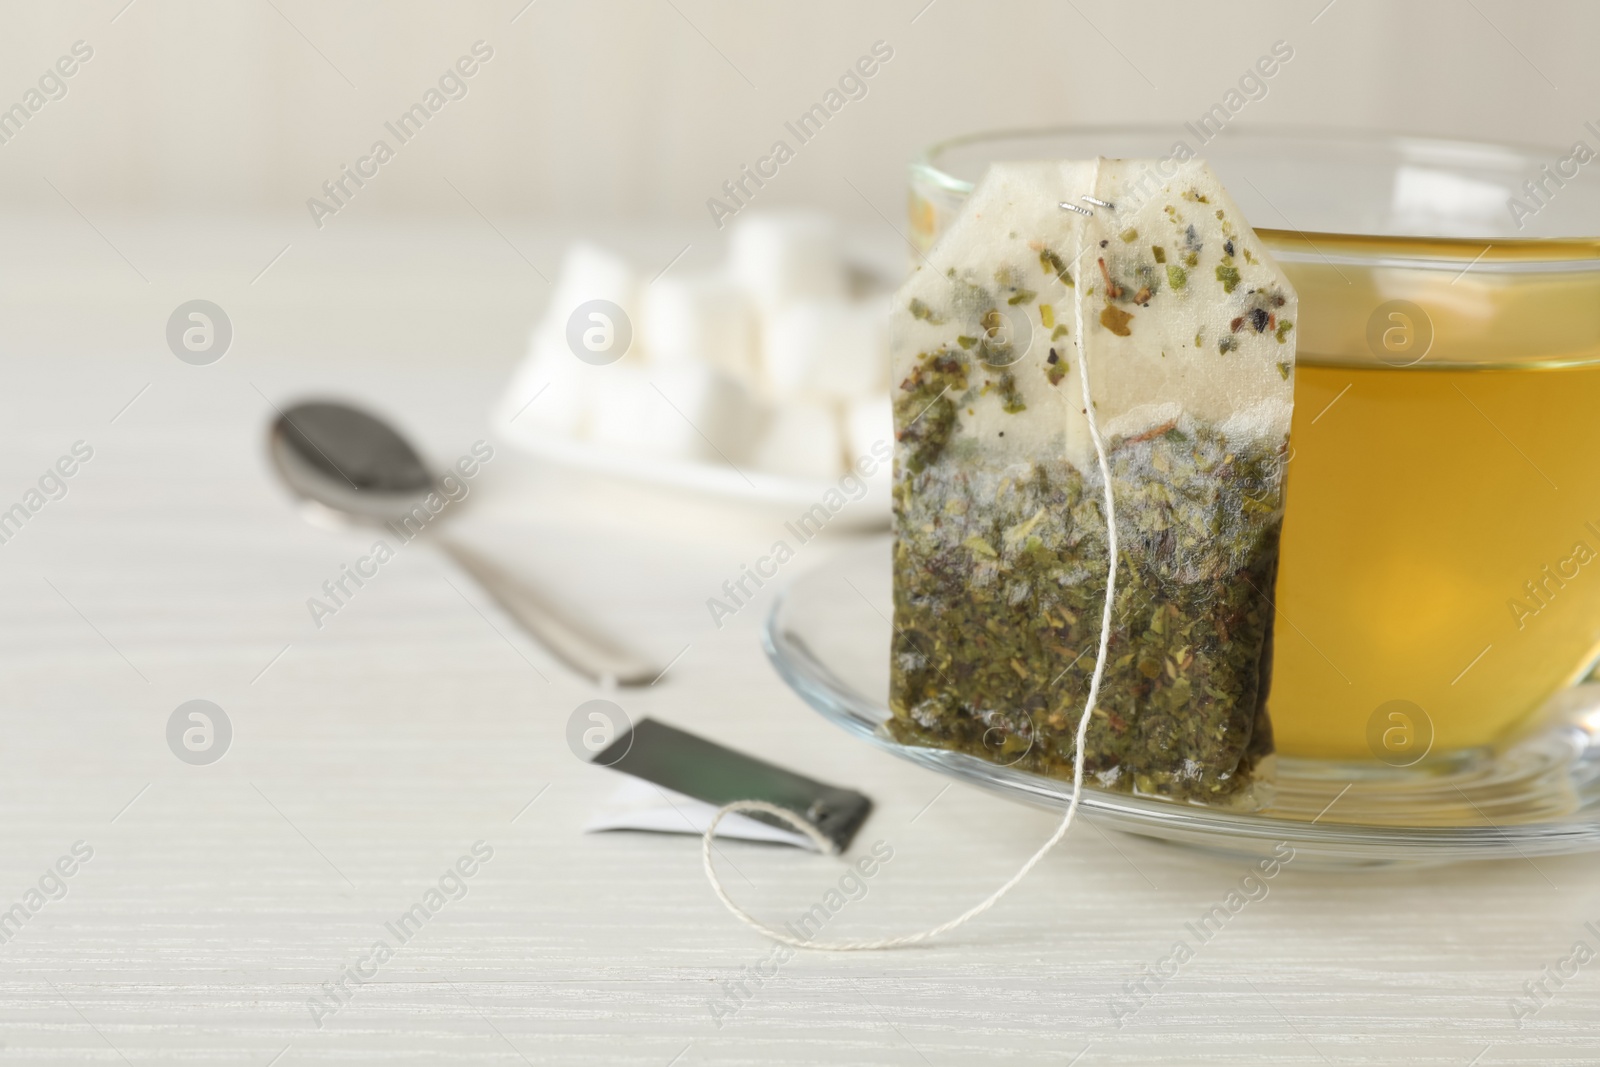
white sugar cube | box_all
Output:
[762,299,889,400]
[641,274,758,382]
[551,241,638,309]
[729,211,847,313]
[590,364,758,464]
[750,401,842,480]
[500,338,593,438]
[587,368,656,451]
[844,395,896,470]
[541,242,642,364]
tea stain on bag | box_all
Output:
[889,158,1298,809]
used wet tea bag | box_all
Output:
[696,157,1297,954]
[889,158,1297,808]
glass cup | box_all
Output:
[908,125,1600,766]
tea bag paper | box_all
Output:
[693,158,1298,956]
[889,158,1297,807]
[586,777,820,850]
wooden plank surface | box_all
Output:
[0,221,1594,1065]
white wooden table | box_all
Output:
[0,218,1595,1065]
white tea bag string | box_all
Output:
[702,187,1119,950]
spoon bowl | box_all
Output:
[268,401,438,528]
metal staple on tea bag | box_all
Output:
[1059,195,1113,216]
[701,178,1122,950]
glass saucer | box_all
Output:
[764,540,1600,867]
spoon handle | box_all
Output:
[438,538,662,688]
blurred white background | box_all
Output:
[0,0,1595,225]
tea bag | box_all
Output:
[890,158,1297,808]
[694,158,1296,955]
